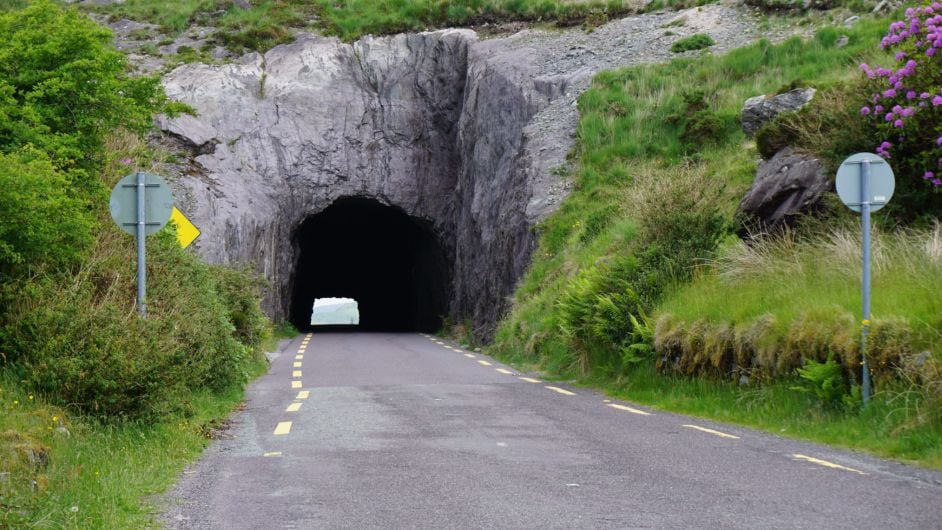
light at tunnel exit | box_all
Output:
[311,297,360,326]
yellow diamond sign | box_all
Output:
[170,206,201,248]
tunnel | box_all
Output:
[288,197,451,333]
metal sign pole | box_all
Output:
[860,160,872,406]
[136,171,147,317]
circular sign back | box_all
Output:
[835,153,895,213]
[109,172,174,236]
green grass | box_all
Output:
[670,32,714,53]
[488,15,942,468]
[583,363,942,468]
[83,0,639,49]
[0,363,266,527]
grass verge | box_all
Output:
[0,359,266,527]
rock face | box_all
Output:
[159,5,761,340]
[740,88,816,136]
[738,147,831,230]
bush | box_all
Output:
[0,149,94,276]
[859,5,942,218]
[0,1,168,177]
[0,230,268,418]
[671,33,715,53]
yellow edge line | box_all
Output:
[545,386,575,396]
[682,424,739,439]
[792,454,867,475]
[607,403,651,416]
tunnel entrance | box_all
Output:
[288,198,450,332]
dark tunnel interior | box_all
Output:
[288,198,451,333]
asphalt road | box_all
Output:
[162,332,942,529]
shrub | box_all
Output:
[0,1,168,176]
[671,33,715,53]
[0,230,268,418]
[0,149,94,277]
[859,5,942,217]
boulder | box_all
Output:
[738,147,830,231]
[740,88,816,136]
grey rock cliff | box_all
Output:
[158,5,761,340]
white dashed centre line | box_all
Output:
[607,403,651,416]
[792,454,867,475]
[682,424,739,439]
[545,386,576,396]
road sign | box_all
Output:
[836,153,895,213]
[170,206,201,248]
[835,153,895,407]
[109,173,173,235]
[109,172,174,317]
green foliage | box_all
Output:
[0,149,94,276]
[87,0,638,46]
[0,229,268,418]
[793,354,850,407]
[0,1,168,176]
[670,33,715,53]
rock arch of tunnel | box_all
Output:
[288,197,451,332]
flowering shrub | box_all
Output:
[860,4,942,191]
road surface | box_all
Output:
[162,332,942,529]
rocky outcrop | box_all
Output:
[741,88,816,136]
[738,147,830,231]
[159,5,761,340]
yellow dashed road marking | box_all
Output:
[545,386,576,396]
[518,377,541,383]
[792,454,867,475]
[464,353,476,358]
[264,451,282,457]
[453,349,464,353]
[607,403,651,416]
[477,360,492,366]
[682,424,739,439]
[293,370,302,378]
[295,355,303,360]
[293,362,302,368]
[292,381,302,389]
[273,421,292,435]
[286,403,302,412]
[296,390,310,399]
[496,368,513,375]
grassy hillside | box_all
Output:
[488,11,942,467]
